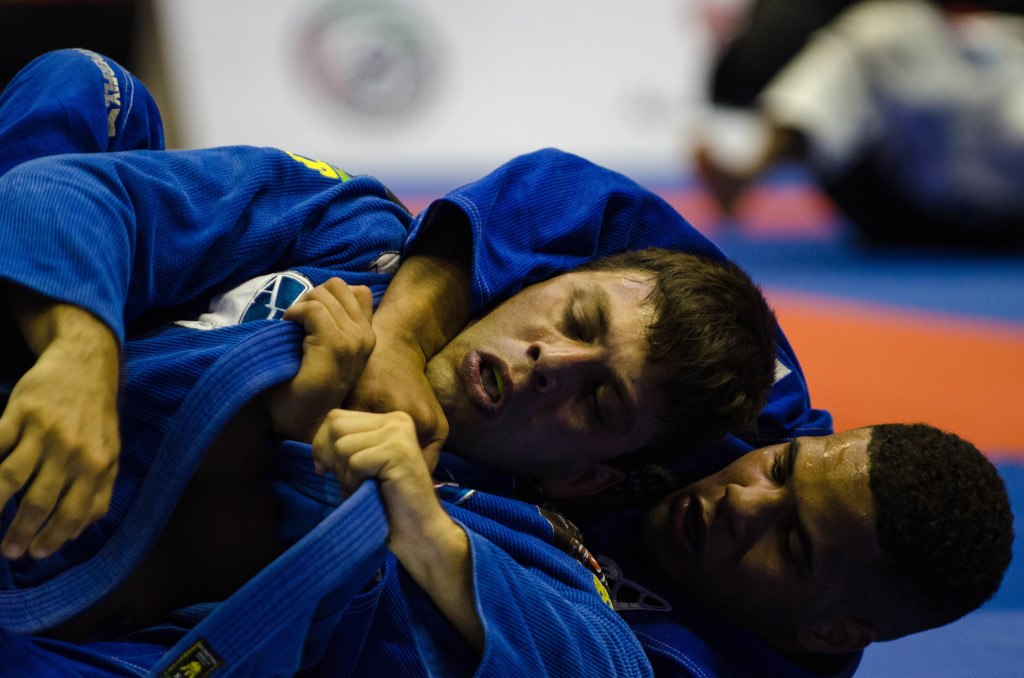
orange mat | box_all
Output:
[771,291,1024,457]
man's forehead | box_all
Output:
[574,269,657,319]
[566,267,652,289]
[801,430,872,483]
[796,431,880,581]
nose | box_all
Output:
[527,340,603,393]
[719,482,787,550]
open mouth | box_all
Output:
[673,493,707,557]
[461,351,508,415]
[480,359,504,403]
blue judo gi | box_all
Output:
[0,50,838,677]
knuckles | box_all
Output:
[73,447,116,476]
[382,410,415,432]
[0,465,29,490]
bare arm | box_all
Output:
[345,211,472,468]
[0,287,120,560]
[313,408,484,651]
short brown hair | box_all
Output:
[575,247,777,464]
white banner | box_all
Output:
[155,0,714,187]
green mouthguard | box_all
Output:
[492,365,504,398]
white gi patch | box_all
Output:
[368,251,401,275]
[774,358,792,384]
[175,271,314,330]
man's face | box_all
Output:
[425,269,664,478]
[641,428,881,649]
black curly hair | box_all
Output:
[866,423,1015,637]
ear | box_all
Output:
[796,617,877,654]
[538,465,626,498]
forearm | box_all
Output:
[5,286,119,364]
[373,211,472,362]
[403,514,653,678]
[390,514,484,653]
[344,212,471,458]
[314,409,484,650]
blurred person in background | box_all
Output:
[697,0,1024,249]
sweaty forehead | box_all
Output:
[796,431,880,582]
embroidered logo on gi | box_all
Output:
[241,274,312,323]
[285,150,351,181]
[176,271,314,330]
[368,251,401,275]
[159,639,223,678]
[76,49,121,137]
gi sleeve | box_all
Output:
[403,507,654,678]
[402,148,728,315]
[0,146,411,344]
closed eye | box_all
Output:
[568,306,586,340]
[770,450,787,485]
[770,441,798,486]
[563,289,588,340]
[772,440,814,578]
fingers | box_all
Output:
[284,280,372,328]
[266,282,380,443]
[315,279,370,329]
[29,460,116,558]
[0,326,121,560]
[0,424,117,560]
[312,409,421,492]
[314,410,451,550]
[0,419,37,514]
[348,283,373,323]
[0,411,45,558]
[0,455,61,560]
[284,281,376,363]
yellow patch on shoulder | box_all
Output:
[284,151,351,181]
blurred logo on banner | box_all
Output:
[296,0,441,122]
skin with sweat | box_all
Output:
[641,427,882,654]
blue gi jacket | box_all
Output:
[0,50,834,678]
